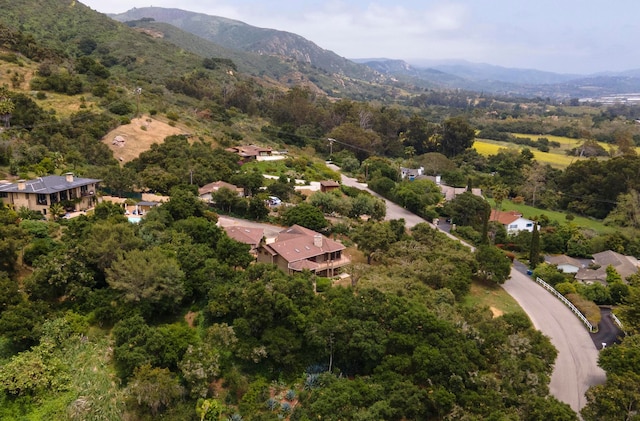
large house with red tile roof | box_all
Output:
[489,209,536,233]
[257,225,349,277]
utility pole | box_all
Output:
[327,138,336,161]
[135,87,142,117]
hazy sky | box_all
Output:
[80,0,639,74]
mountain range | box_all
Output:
[110,7,640,100]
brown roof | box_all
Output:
[489,209,522,225]
[199,181,241,195]
[224,226,264,247]
[288,260,321,271]
[575,250,639,283]
[320,180,340,187]
[546,255,583,268]
[593,250,639,279]
[226,145,272,157]
[263,225,345,264]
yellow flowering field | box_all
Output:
[472,140,583,169]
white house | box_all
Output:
[400,166,424,180]
[489,210,536,233]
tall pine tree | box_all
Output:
[529,223,541,268]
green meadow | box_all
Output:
[487,199,615,235]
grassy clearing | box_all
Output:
[462,279,525,316]
[488,199,615,235]
[243,158,340,182]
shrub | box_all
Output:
[285,389,296,401]
[453,225,481,244]
[108,100,133,116]
[566,293,601,326]
[315,277,331,293]
[555,281,577,295]
[265,398,279,411]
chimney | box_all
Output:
[313,234,323,248]
[65,172,74,183]
[17,179,26,191]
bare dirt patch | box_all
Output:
[489,306,504,318]
[184,311,198,328]
[104,115,185,164]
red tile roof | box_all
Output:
[489,209,522,225]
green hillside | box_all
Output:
[1,3,640,420]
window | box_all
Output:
[80,185,88,195]
[49,193,58,204]
[60,190,68,201]
[37,194,47,205]
[509,224,517,229]
[0,192,7,198]
[69,189,77,199]
[526,223,533,227]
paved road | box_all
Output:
[329,163,606,413]
[502,272,606,413]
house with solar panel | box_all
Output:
[0,173,100,219]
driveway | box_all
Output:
[328,163,606,413]
[217,215,284,242]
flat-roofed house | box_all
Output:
[257,225,349,277]
[0,173,100,219]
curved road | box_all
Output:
[330,165,606,413]
[502,271,605,412]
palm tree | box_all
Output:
[49,202,65,220]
